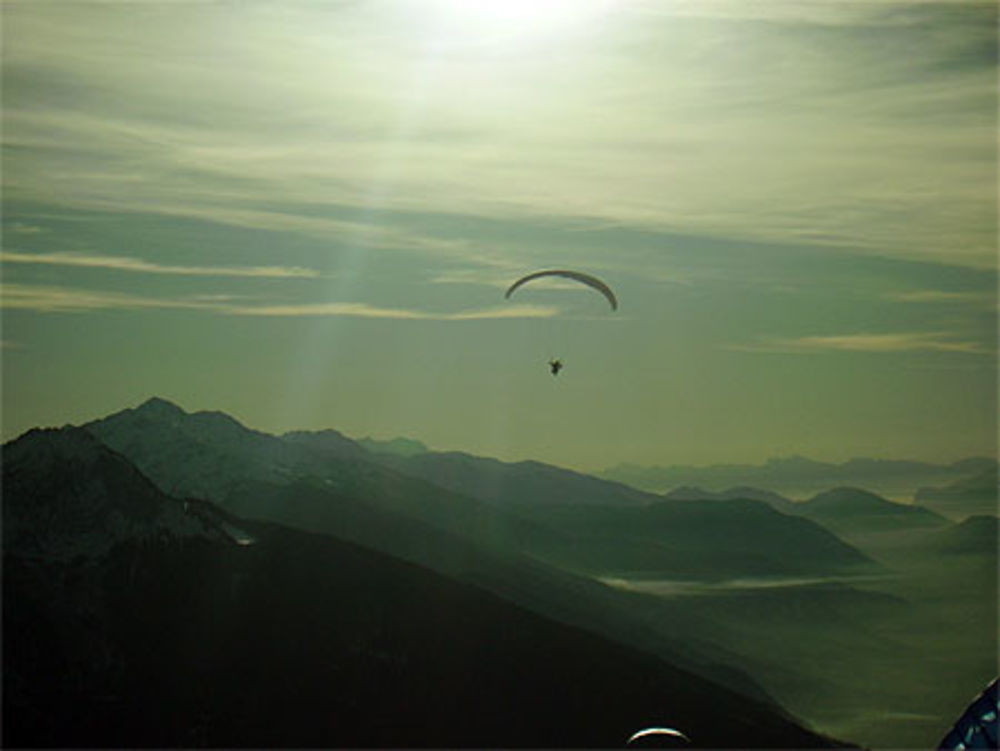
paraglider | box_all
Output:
[505,269,618,311]
[626,726,691,747]
[505,269,617,374]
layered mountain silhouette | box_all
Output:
[9,396,994,749]
[3,425,847,748]
[75,396,893,717]
[787,487,949,537]
[85,398,874,583]
[663,486,796,513]
[911,515,999,557]
[520,498,878,580]
[601,455,997,498]
[915,468,999,520]
[363,448,653,508]
[657,485,964,545]
[85,399,801,702]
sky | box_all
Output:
[2,0,997,472]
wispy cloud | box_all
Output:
[6,223,45,235]
[223,301,556,319]
[427,270,592,294]
[0,283,556,320]
[428,270,508,288]
[637,0,996,27]
[2,0,995,270]
[426,261,531,289]
[1,284,219,313]
[733,332,990,355]
[0,250,321,279]
[885,289,995,306]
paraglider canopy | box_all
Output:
[505,269,618,311]
[626,727,691,747]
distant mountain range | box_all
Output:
[662,484,951,540]
[912,515,999,557]
[664,486,797,513]
[9,396,994,749]
[787,487,950,538]
[3,417,846,748]
[84,398,875,583]
[915,468,999,520]
[600,455,998,500]
[77,398,886,703]
[507,498,877,581]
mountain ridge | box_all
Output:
[663,485,796,512]
[3,423,848,749]
[369,447,655,508]
[2,427,236,561]
[82,397,875,583]
[82,398,822,701]
[915,467,998,520]
[601,455,998,498]
[785,487,950,539]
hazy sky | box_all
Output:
[2,0,997,471]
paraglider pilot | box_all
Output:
[549,359,563,376]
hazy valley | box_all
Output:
[4,397,996,749]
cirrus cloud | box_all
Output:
[732,331,990,355]
[1,250,322,279]
[0,282,556,320]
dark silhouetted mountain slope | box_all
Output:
[70,404,795,702]
[2,427,237,560]
[7,424,787,714]
[86,399,572,561]
[84,398,873,583]
[2,427,847,749]
[83,399,821,700]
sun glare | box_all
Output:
[435,0,578,24]
[422,0,614,38]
